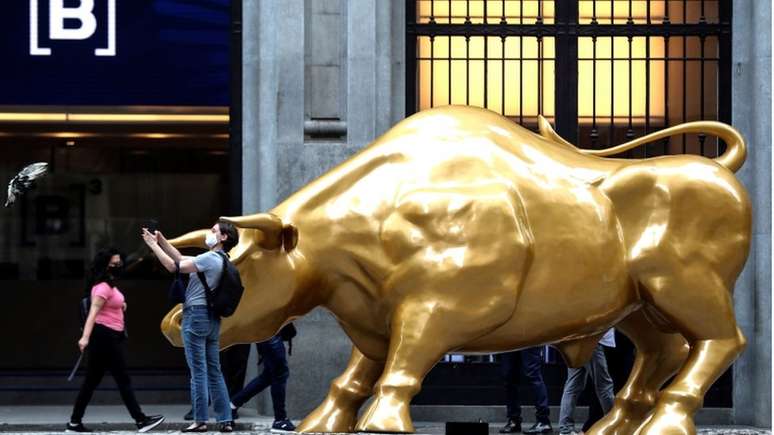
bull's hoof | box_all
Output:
[635,408,695,435]
[355,394,414,433]
[586,406,650,435]
[587,413,648,435]
[296,399,356,433]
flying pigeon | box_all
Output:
[5,162,49,207]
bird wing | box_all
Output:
[16,162,49,187]
[5,162,49,207]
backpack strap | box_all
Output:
[196,271,210,292]
[196,271,212,310]
[196,251,229,313]
[215,251,229,271]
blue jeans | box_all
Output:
[182,306,231,423]
[231,335,289,420]
[558,344,614,434]
[501,347,550,423]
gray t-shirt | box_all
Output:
[185,250,225,307]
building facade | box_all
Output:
[239,0,771,427]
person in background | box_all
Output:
[67,248,165,433]
[558,329,616,435]
[499,347,553,434]
[228,335,296,432]
[579,330,635,433]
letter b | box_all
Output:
[50,0,97,40]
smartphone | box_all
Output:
[143,219,159,233]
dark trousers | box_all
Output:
[501,347,550,423]
[71,324,145,423]
[221,344,252,397]
[225,336,290,420]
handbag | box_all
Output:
[168,261,187,305]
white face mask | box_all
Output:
[205,232,219,249]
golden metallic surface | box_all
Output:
[161,106,751,434]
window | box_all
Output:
[407,0,731,157]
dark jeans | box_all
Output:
[501,347,550,423]
[230,336,289,420]
[221,344,252,397]
[71,324,146,423]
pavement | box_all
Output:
[0,405,769,434]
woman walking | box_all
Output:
[67,248,165,433]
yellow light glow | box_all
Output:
[0,112,228,123]
[0,113,67,121]
[417,0,556,24]
[418,35,555,118]
[48,132,96,138]
[68,114,228,122]
[577,36,666,123]
[130,133,178,139]
[417,1,718,127]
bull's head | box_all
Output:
[160,213,312,350]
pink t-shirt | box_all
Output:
[91,282,125,332]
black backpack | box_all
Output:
[197,251,244,317]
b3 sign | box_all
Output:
[30,0,116,56]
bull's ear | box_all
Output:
[220,213,286,250]
[282,224,298,252]
[167,229,209,249]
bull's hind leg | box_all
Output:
[632,271,746,435]
[297,347,383,433]
[587,309,689,435]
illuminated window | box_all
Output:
[407,1,730,157]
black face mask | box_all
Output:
[107,265,124,278]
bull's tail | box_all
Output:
[537,115,747,173]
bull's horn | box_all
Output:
[168,229,210,249]
[221,213,282,231]
[221,213,297,251]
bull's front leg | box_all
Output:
[355,296,513,433]
[296,346,384,433]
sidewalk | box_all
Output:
[0,405,769,434]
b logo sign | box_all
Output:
[30,0,116,56]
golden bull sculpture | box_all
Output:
[161,106,751,434]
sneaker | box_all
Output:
[66,422,93,433]
[137,415,165,433]
[181,422,208,433]
[499,418,522,433]
[270,419,296,432]
[219,421,234,433]
[231,408,239,420]
[183,409,194,421]
[523,421,553,434]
